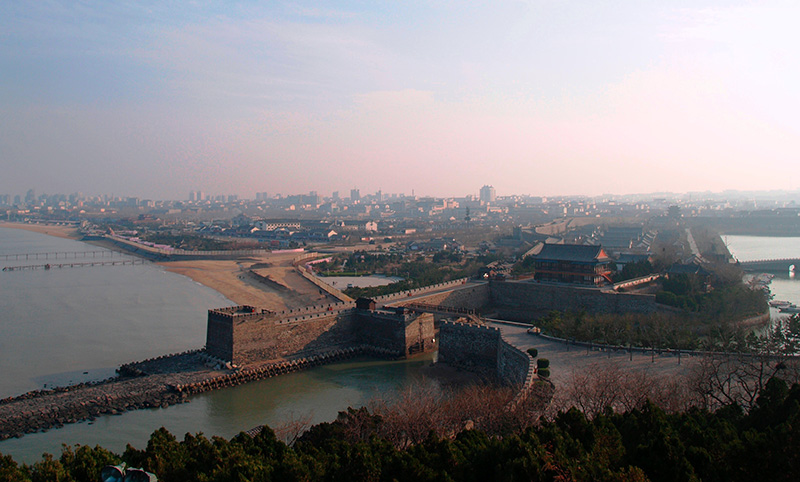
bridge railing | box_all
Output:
[740,258,800,265]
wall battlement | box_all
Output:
[205,277,662,379]
[489,279,659,321]
[208,305,274,323]
[206,303,437,365]
[438,320,536,399]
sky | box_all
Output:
[2,1,799,200]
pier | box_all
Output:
[1,250,123,261]
[3,259,148,271]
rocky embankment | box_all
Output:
[0,346,398,440]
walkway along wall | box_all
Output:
[393,282,491,311]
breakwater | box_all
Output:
[0,351,208,441]
[0,346,400,441]
[174,345,399,395]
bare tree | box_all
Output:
[550,361,694,419]
[273,411,313,446]
[686,353,799,411]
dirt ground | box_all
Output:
[159,255,337,310]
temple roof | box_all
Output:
[533,243,612,263]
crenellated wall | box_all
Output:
[396,283,491,311]
[231,311,359,365]
[437,321,536,392]
[437,322,500,378]
[354,310,437,356]
[371,278,471,304]
[207,305,437,365]
[489,280,659,320]
[207,279,661,373]
[497,335,532,386]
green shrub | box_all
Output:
[656,290,679,307]
[537,358,550,369]
[538,368,550,378]
[526,348,538,358]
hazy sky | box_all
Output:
[2,1,799,200]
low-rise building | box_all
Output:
[532,243,614,286]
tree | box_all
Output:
[0,453,29,482]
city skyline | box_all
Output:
[3,1,800,199]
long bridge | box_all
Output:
[2,259,148,271]
[739,258,800,272]
[0,250,123,261]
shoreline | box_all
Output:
[0,221,82,240]
[0,222,291,307]
[0,347,396,441]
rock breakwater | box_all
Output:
[0,346,399,441]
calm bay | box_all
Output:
[0,227,430,463]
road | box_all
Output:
[488,322,694,385]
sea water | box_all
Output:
[725,235,800,308]
[0,227,430,463]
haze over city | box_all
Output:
[3,1,800,198]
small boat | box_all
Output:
[770,300,792,309]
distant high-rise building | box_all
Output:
[189,191,196,202]
[350,188,360,201]
[480,185,496,203]
[25,189,35,203]
[332,191,340,200]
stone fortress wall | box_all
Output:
[488,280,659,321]
[206,275,663,386]
[393,282,491,311]
[437,321,536,397]
[207,303,437,366]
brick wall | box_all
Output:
[208,306,438,365]
[206,312,235,361]
[437,322,500,378]
[437,321,534,390]
[497,336,532,386]
[489,280,659,321]
[399,283,491,311]
[406,312,436,355]
[355,310,408,356]
[206,310,360,365]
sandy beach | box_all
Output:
[1,221,333,309]
[159,257,336,309]
[0,221,81,240]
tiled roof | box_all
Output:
[534,243,612,263]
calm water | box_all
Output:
[725,235,800,313]
[0,227,431,463]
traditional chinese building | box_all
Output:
[531,243,614,286]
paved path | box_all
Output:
[488,322,694,385]
[382,280,487,309]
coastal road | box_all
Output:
[488,322,694,385]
